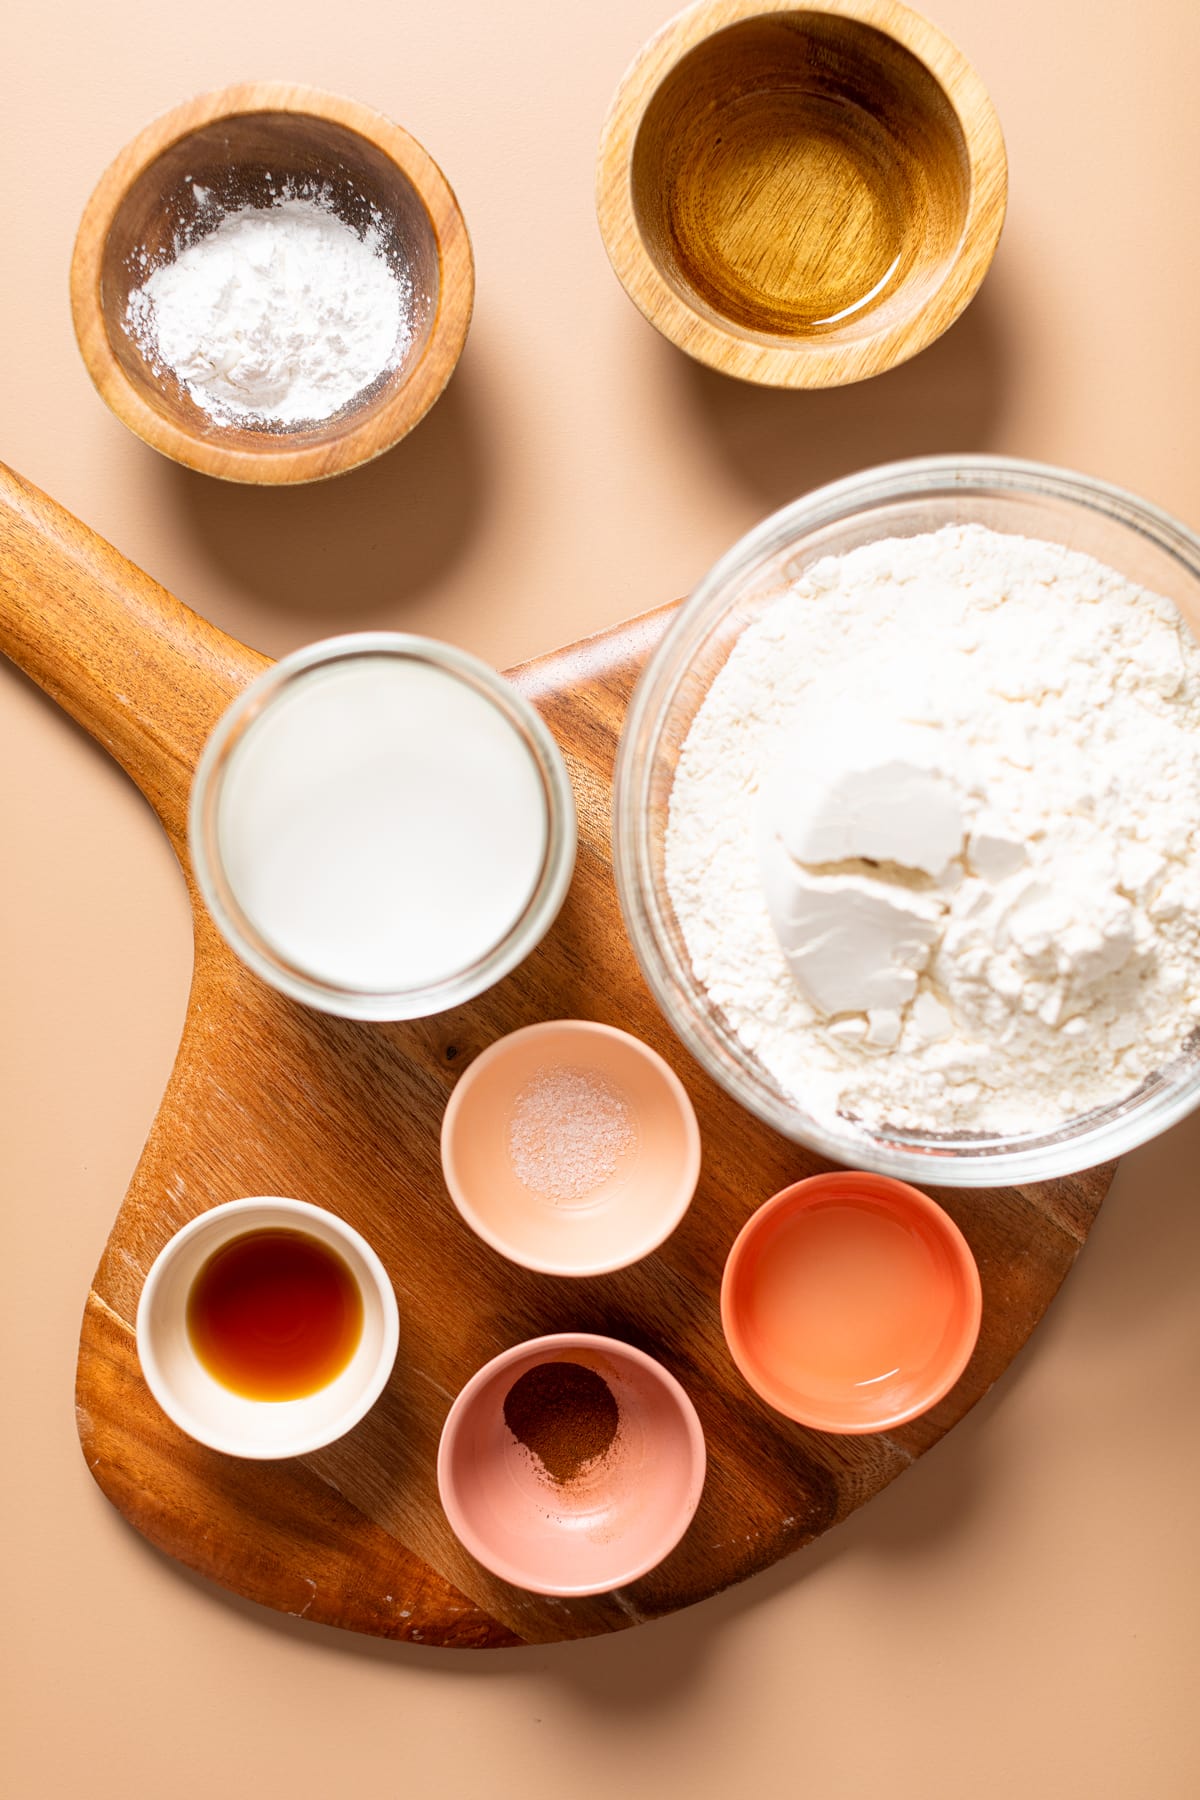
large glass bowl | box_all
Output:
[612,456,1200,1186]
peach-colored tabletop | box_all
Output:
[2,2,1198,1796]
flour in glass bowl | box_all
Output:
[126,186,413,426]
[665,525,1200,1138]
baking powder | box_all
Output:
[666,525,1200,1136]
[127,190,412,425]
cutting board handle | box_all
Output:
[0,460,267,849]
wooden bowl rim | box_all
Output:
[595,0,1008,389]
[69,82,475,485]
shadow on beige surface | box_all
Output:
[153,354,489,629]
[673,277,1010,509]
[100,1104,1200,1696]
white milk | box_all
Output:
[216,656,549,993]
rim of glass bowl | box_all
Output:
[190,632,577,1021]
[612,454,1200,1186]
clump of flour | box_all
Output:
[126,190,412,425]
[666,524,1200,1137]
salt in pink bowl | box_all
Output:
[440,1020,701,1276]
[437,1333,707,1596]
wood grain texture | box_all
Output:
[70,83,474,484]
[596,0,1007,387]
[0,461,1110,1648]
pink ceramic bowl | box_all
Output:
[437,1333,707,1596]
[721,1172,982,1434]
[440,1020,700,1276]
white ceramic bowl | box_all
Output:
[136,1196,399,1458]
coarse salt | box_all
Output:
[507,1066,637,1202]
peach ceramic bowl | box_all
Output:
[721,1172,981,1433]
[440,1020,701,1276]
[437,1334,707,1596]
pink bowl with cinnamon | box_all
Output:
[437,1333,707,1596]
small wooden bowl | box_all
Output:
[596,0,1007,387]
[71,84,474,483]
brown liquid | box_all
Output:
[631,15,970,341]
[187,1228,363,1401]
[667,90,912,335]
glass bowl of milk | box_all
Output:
[190,634,576,1020]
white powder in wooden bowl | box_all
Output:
[507,1066,637,1202]
[126,189,412,426]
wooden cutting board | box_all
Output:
[0,461,1112,1649]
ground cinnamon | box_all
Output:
[503,1360,619,1484]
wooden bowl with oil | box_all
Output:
[596,0,1007,387]
[70,83,474,484]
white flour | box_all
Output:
[127,192,411,425]
[666,525,1200,1137]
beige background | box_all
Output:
[2,1,1198,1795]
